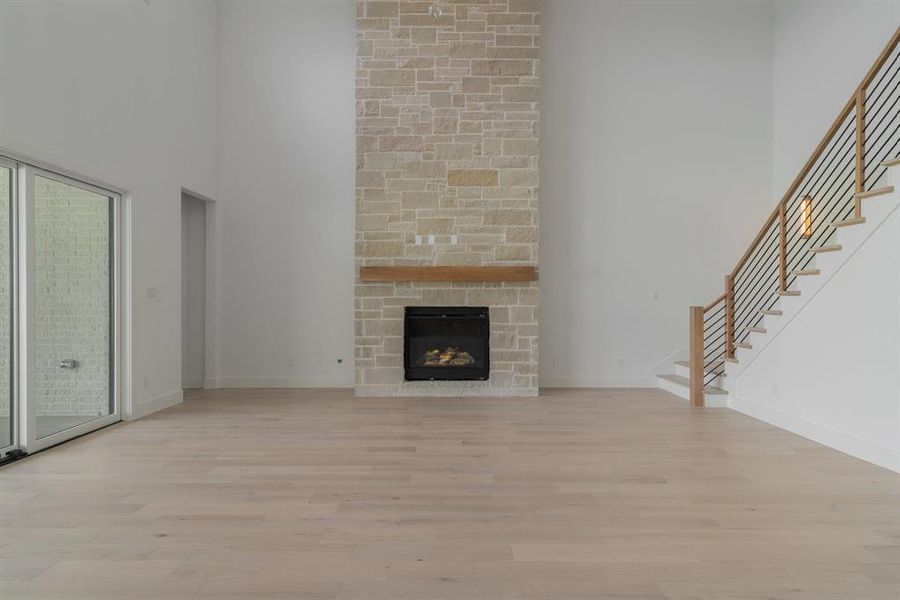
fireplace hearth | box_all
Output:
[404,307,490,381]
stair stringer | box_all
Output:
[720,168,899,390]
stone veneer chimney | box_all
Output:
[355,0,540,396]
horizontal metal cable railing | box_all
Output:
[688,28,900,407]
[701,295,726,387]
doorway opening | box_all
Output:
[181,191,213,392]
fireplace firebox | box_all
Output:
[404,307,490,381]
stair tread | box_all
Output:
[777,289,801,296]
[831,216,865,228]
[811,244,842,253]
[793,269,820,276]
[735,341,752,349]
[882,157,900,168]
[724,356,739,363]
[747,327,766,333]
[760,309,782,316]
[658,374,728,395]
[674,359,726,379]
[855,185,894,199]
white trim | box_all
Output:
[120,192,134,420]
[28,413,120,454]
[17,164,35,451]
[182,377,204,389]
[0,144,130,197]
[730,395,900,474]
[129,389,183,421]
[213,376,354,388]
[0,157,17,455]
[179,188,219,391]
[538,376,655,388]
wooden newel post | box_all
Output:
[725,274,735,359]
[689,306,704,408]
[855,87,866,218]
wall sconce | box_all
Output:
[801,196,812,239]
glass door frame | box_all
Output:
[0,156,18,456]
[17,163,122,454]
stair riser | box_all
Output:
[657,376,690,401]
[655,375,728,406]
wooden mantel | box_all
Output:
[358,265,537,282]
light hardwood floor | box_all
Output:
[1,387,899,599]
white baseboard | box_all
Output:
[213,376,354,388]
[539,375,655,388]
[182,376,204,389]
[731,395,900,474]
[129,389,183,421]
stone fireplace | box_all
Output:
[355,0,540,396]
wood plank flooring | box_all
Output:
[1,387,899,599]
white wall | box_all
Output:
[540,1,776,386]
[732,192,900,473]
[0,0,219,416]
[772,1,900,198]
[215,0,356,387]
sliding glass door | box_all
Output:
[0,156,120,458]
[0,160,14,454]
[32,172,115,443]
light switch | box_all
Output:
[428,235,435,245]
[450,235,458,244]
[415,235,422,245]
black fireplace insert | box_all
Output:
[404,306,490,381]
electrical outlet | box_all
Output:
[142,377,150,389]
[146,287,157,298]
[428,235,435,245]
[415,235,422,245]
[450,234,458,244]
[617,358,625,368]
[337,358,344,366]
[652,290,659,300]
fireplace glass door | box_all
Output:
[404,307,489,381]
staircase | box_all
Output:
[658,27,900,407]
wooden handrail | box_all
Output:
[730,26,900,279]
[703,293,726,312]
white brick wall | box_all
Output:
[33,176,111,417]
